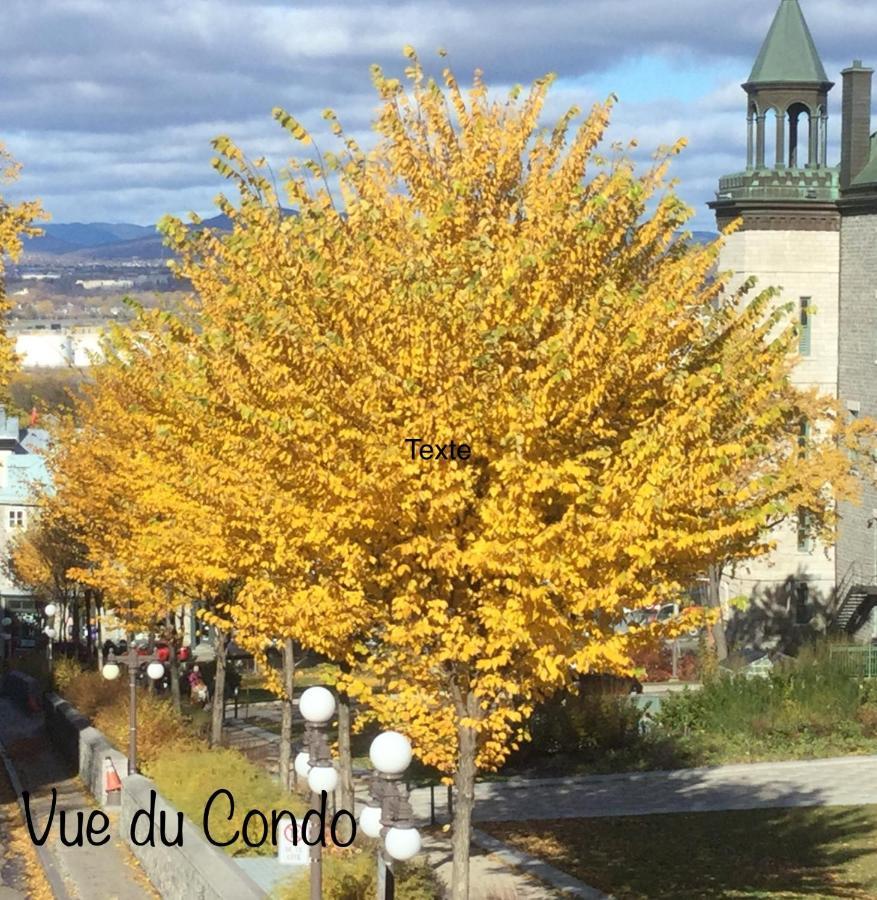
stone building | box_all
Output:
[709,0,877,645]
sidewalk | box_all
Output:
[0,697,155,900]
[406,753,877,823]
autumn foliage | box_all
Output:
[34,53,876,898]
[0,145,43,395]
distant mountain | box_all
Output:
[22,214,235,261]
[22,215,718,262]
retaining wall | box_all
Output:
[43,691,264,899]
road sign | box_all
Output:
[278,821,309,866]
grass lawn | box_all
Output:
[485,806,877,899]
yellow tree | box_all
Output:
[0,145,43,393]
[149,54,875,897]
[46,320,245,728]
[5,500,95,654]
[154,209,372,794]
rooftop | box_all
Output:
[748,0,829,85]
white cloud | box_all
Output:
[1,0,874,229]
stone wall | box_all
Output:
[122,773,264,900]
[43,692,264,899]
[719,228,840,648]
[838,211,877,635]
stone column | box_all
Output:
[756,114,766,168]
[775,109,786,168]
[808,112,818,167]
[747,114,754,169]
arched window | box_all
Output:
[764,108,779,169]
[787,102,811,168]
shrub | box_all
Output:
[146,746,306,856]
[63,671,125,719]
[655,647,873,748]
[277,842,441,899]
[93,689,198,766]
[516,690,645,760]
[51,656,83,694]
[856,704,877,737]
[630,644,699,682]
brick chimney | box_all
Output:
[841,60,874,190]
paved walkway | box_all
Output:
[405,754,877,823]
[0,766,26,899]
[0,698,155,900]
[224,716,877,893]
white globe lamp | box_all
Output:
[307,764,339,794]
[102,662,121,681]
[369,731,413,775]
[294,751,311,779]
[385,826,421,861]
[44,627,56,639]
[359,804,383,839]
[44,604,57,618]
[146,661,165,681]
[299,686,336,724]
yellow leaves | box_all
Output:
[38,53,877,789]
[272,109,311,145]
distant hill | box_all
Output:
[22,214,717,262]
[22,214,234,261]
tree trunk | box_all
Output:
[71,594,81,655]
[708,563,729,662]
[279,637,295,791]
[84,590,93,661]
[96,593,104,669]
[336,680,355,840]
[210,628,229,747]
[167,611,182,714]
[451,691,479,900]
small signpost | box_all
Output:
[278,821,309,867]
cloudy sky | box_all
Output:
[3,0,877,231]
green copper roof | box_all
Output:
[748,0,828,84]
[851,135,877,187]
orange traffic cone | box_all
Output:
[105,757,122,804]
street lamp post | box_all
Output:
[43,603,57,676]
[1,614,12,667]
[360,731,422,900]
[101,643,165,775]
[296,686,339,900]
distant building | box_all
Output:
[11,323,105,368]
[74,278,134,290]
[0,409,50,619]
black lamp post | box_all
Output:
[43,603,57,676]
[101,642,165,774]
[1,612,12,666]
[360,731,421,900]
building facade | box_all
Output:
[0,409,50,621]
[710,0,877,645]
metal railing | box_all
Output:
[829,645,877,679]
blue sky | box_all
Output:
[2,0,875,231]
